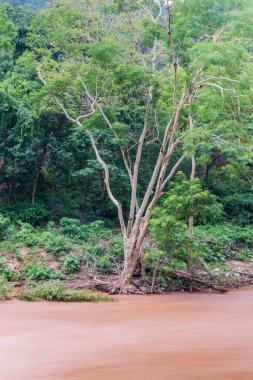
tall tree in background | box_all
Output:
[23,0,253,292]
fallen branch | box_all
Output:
[172,270,230,293]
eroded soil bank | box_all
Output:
[1,287,253,380]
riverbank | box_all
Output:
[54,258,253,294]
[1,286,253,380]
[8,258,253,297]
[1,220,253,295]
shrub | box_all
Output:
[0,202,51,225]
[0,267,13,280]
[223,194,253,225]
[0,214,13,241]
[0,255,13,280]
[26,263,63,281]
[45,234,72,254]
[194,224,253,263]
[59,219,112,243]
[46,221,56,230]
[86,244,104,257]
[78,220,111,242]
[62,254,80,273]
[193,239,226,263]
[0,278,13,300]
[98,256,113,272]
[106,237,124,259]
[18,281,113,302]
[237,248,253,262]
[60,218,81,237]
[12,223,41,247]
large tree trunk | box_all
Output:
[116,248,139,291]
[113,218,148,293]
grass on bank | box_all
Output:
[17,281,113,302]
[0,279,113,302]
[0,278,13,300]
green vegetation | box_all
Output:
[0,217,123,283]
[0,278,13,300]
[62,254,80,274]
[194,224,253,263]
[0,0,252,293]
[0,0,49,11]
[25,263,63,281]
[17,281,113,302]
[0,255,13,279]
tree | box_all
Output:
[23,0,253,292]
[148,171,223,289]
[0,0,49,11]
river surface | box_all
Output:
[1,287,253,380]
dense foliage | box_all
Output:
[0,0,48,10]
[0,0,252,292]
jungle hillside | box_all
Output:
[0,0,253,296]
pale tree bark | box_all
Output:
[187,110,196,273]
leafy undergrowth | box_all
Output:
[17,281,113,302]
[0,213,253,294]
[0,215,123,283]
[194,224,253,263]
[0,278,13,300]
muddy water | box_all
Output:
[1,288,253,380]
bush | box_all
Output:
[0,202,51,225]
[0,214,13,241]
[46,221,56,230]
[45,234,72,254]
[106,237,124,259]
[12,223,41,247]
[98,256,113,272]
[26,263,63,281]
[193,239,226,263]
[0,255,13,280]
[0,278,13,300]
[236,248,253,262]
[86,244,104,257]
[194,224,253,263]
[223,194,253,225]
[60,218,81,237]
[18,281,113,302]
[77,220,111,242]
[62,254,80,273]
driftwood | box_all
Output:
[172,270,230,293]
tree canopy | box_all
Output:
[0,0,252,292]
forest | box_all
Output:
[0,0,252,297]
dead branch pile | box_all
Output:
[172,270,230,293]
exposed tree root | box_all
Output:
[110,283,141,295]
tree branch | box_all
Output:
[165,0,178,107]
[161,154,186,190]
[84,127,126,237]
[76,73,133,183]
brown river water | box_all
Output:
[1,287,253,380]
